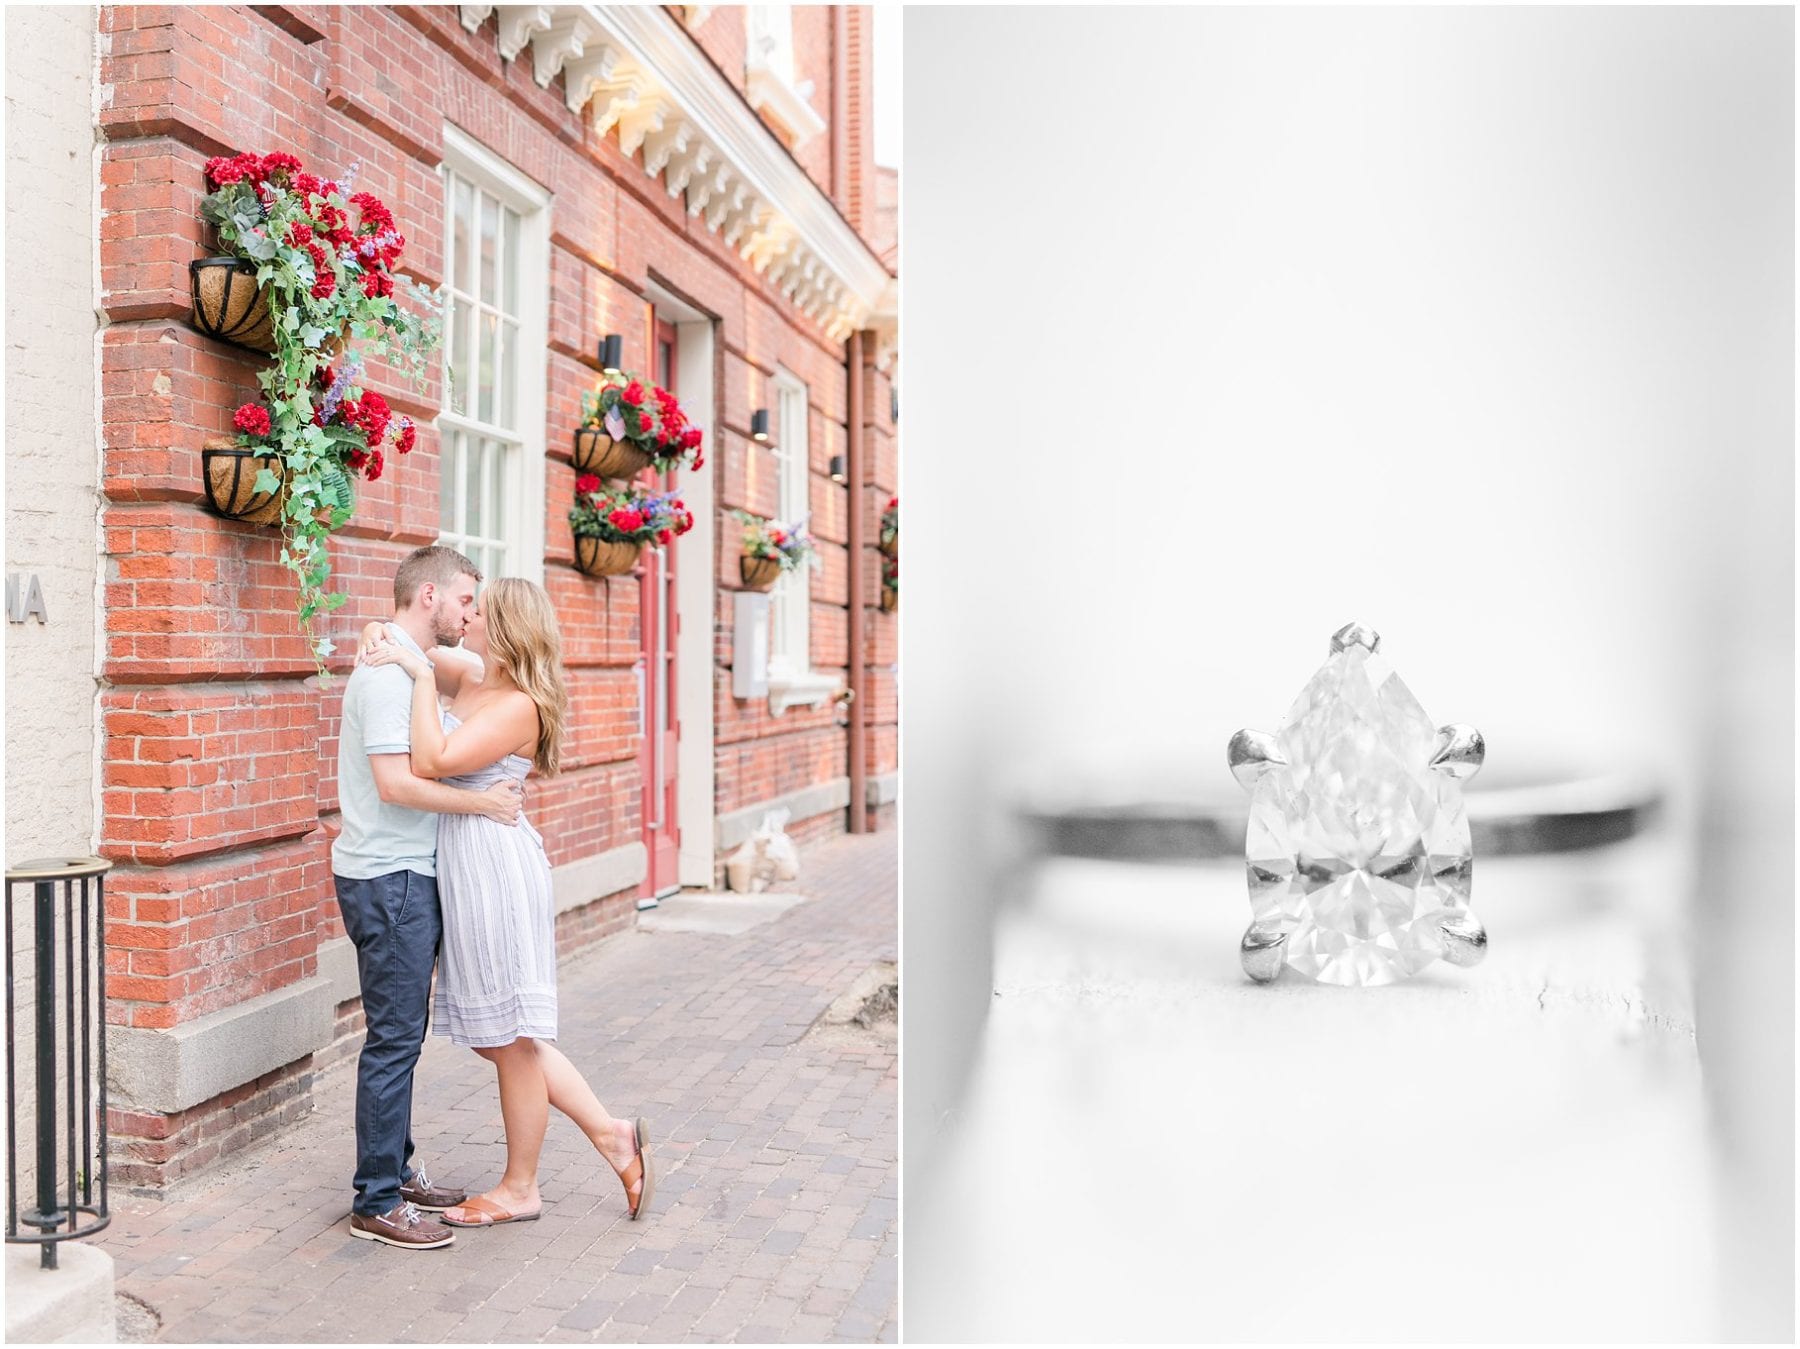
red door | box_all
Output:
[638,317,681,900]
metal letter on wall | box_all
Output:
[6,573,48,624]
[732,592,770,699]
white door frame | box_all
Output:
[645,282,718,888]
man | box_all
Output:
[334,545,523,1250]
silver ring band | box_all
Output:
[1016,772,1664,863]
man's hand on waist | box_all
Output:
[479,779,524,826]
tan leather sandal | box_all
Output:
[440,1194,541,1227]
[611,1117,655,1220]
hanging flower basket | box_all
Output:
[577,373,704,476]
[572,427,654,481]
[879,585,898,613]
[574,536,644,578]
[733,511,818,592]
[878,495,899,556]
[189,258,277,352]
[741,554,783,591]
[200,435,289,525]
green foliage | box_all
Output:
[202,162,441,676]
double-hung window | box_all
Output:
[437,127,548,584]
[766,368,837,713]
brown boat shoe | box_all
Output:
[399,1167,467,1212]
[349,1200,455,1250]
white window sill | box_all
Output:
[766,667,838,717]
[745,63,826,149]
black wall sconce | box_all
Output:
[598,333,623,374]
[828,455,847,484]
[751,408,770,442]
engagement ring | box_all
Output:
[1011,623,1662,989]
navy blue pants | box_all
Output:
[332,869,442,1217]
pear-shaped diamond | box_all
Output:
[1245,643,1472,986]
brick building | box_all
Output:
[7,3,897,1190]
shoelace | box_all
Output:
[397,1201,424,1227]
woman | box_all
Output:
[360,578,653,1226]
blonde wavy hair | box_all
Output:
[480,578,569,777]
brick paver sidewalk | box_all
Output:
[101,831,898,1343]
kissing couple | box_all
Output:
[330,545,654,1249]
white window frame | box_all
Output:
[436,124,549,587]
[744,4,826,148]
[766,366,836,715]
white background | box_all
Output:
[902,7,1792,1340]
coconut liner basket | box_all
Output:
[572,427,655,481]
[190,258,349,358]
[740,555,783,591]
[574,536,644,578]
[189,258,278,353]
[201,436,289,525]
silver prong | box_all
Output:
[1329,621,1381,655]
[1241,925,1286,983]
[1428,723,1486,780]
[1441,914,1487,968]
[1227,729,1286,792]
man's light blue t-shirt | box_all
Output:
[331,622,437,880]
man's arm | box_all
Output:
[369,754,522,824]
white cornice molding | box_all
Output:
[458,4,891,344]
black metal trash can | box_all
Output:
[6,857,112,1269]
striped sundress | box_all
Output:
[432,710,558,1047]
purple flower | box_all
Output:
[320,354,363,423]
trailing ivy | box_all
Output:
[200,150,441,673]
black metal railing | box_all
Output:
[6,857,112,1269]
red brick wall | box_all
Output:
[95,3,896,1179]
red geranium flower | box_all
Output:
[355,391,392,444]
[622,381,645,405]
[680,427,703,450]
[608,508,644,532]
[365,449,385,481]
[396,421,416,455]
[576,473,602,495]
[657,529,673,545]
[233,402,271,437]
[349,192,396,236]
[203,156,244,185]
